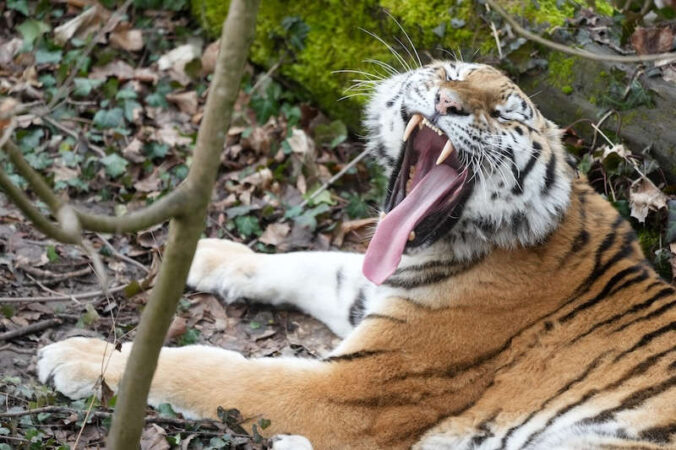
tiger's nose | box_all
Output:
[435,89,463,115]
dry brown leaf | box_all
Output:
[134,171,161,193]
[157,40,202,85]
[140,424,169,450]
[152,125,192,147]
[201,40,220,74]
[663,65,676,84]
[166,91,198,115]
[241,167,272,190]
[631,26,674,55]
[601,144,630,160]
[286,128,314,155]
[53,5,107,46]
[123,138,145,163]
[259,223,290,246]
[110,23,144,52]
[629,177,668,222]
[51,165,79,182]
[166,316,187,341]
[90,60,136,80]
[0,37,22,66]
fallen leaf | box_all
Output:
[157,40,202,84]
[152,125,192,147]
[166,316,187,341]
[140,424,169,450]
[0,37,22,66]
[90,60,136,81]
[259,223,290,246]
[110,22,144,52]
[134,170,161,193]
[629,177,668,222]
[51,165,79,182]
[123,138,145,163]
[631,26,674,55]
[166,91,198,115]
[53,5,107,46]
[201,39,220,74]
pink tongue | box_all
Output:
[363,164,457,285]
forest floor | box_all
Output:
[0,1,674,449]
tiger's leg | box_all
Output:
[37,337,383,449]
[186,238,377,337]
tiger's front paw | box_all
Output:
[37,337,113,399]
[187,238,259,303]
[270,435,313,450]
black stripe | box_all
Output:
[613,320,676,363]
[511,142,543,195]
[497,352,609,450]
[348,288,366,326]
[335,268,344,293]
[362,314,406,324]
[613,300,676,333]
[384,271,454,289]
[639,423,676,444]
[393,259,461,274]
[541,152,557,195]
[323,349,389,362]
[581,374,676,426]
[559,265,645,323]
[570,287,675,344]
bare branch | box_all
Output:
[3,140,63,214]
[0,166,79,244]
[0,284,128,303]
[485,0,676,63]
[105,2,261,449]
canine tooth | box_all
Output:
[403,114,423,141]
[379,212,386,220]
[436,140,455,165]
[408,231,416,241]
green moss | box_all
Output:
[561,85,573,95]
[547,52,576,89]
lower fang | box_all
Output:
[408,231,415,241]
[380,212,386,220]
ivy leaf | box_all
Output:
[234,215,262,237]
[17,19,50,48]
[156,403,177,418]
[73,78,103,97]
[34,49,63,65]
[7,0,29,15]
[100,153,128,178]
[93,108,124,129]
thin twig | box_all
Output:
[0,405,249,436]
[0,318,63,341]
[484,0,676,63]
[41,115,106,157]
[96,233,150,274]
[0,166,80,244]
[26,273,81,305]
[298,146,372,209]
[0,284,127,303]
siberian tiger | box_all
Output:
[37,61,675,450]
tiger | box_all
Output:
[37,61,676,450]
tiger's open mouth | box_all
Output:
[363,113,473,285]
